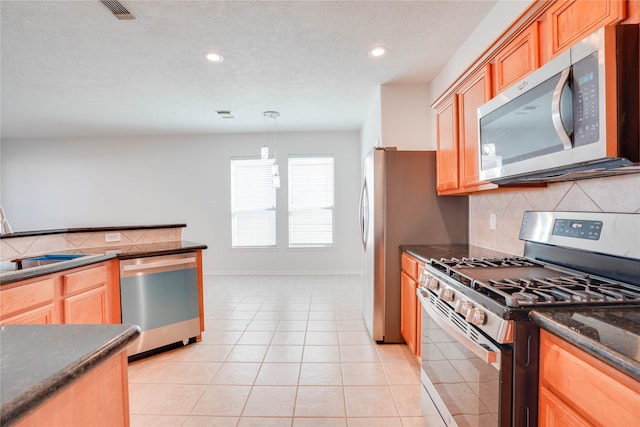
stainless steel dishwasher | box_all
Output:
[120,252,200,356]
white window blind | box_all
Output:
[288,156,335,247]
[230,158,276,247]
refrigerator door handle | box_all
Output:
[359,178,369,250]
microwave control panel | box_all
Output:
[572,52,600,147]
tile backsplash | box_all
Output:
[469,174,640,255]
[0,227,182,261]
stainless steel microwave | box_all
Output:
[478,25,639,184]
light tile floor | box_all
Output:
[128,275,425,427]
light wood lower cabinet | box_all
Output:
[0,260,120,325]
[14,350,131,427]
[63,264,110,324]
[0,278,57,324]
[539,330,640,427]
[400,252,423,358]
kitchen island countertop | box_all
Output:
[0,323,140,426]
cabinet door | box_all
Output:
[494,24,539,93]
[64,287,108,324]
[63,264,110,324]
[400,271,418,355]
[547,0,626,57]
[539,330,640,427]
[0,278,56,323]
[539,386,593,427]
[458,66,493,189]
[415,262,424,358]
[1,304,55,324]
[435,94,459,192]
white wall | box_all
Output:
[429,0,532,100]
[360,83,433,161]
[381,83,432,150]
[0,131,362,274]
[360,86,382,161]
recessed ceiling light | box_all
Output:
[369,46,388,58]
[206,52,224,63]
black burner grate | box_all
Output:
[430,256,640,308]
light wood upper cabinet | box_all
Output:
[434,66,494,195]
[458,66,493,189]
[493,23,540,93]
[546,0,627,57]
[539,330,640,427]
[431,0,630,196]
[435,94,459,193]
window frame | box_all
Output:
[230,156,277,248]
[287,155,335,248]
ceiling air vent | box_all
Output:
[100,0,135,20]
[216,111,235,119]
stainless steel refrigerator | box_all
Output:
[359,147,468,343]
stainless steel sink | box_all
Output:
[15,254,87,270]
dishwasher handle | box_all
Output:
[121,256,197,274]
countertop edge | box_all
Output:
[1,242,208,285]
[1,324,141,426]
[529,310,640,382]
[1,254,116,285]
[0,224,187,239]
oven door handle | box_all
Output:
[418,289,501,369]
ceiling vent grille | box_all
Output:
[100,0,135,20]
[216,111,235,119]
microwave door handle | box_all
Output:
[551,68,573,150]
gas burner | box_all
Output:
[439,256,538,269]
[476,275,640,307]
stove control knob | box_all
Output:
[418,272,427,284]
[441,288,455,302]
[468,309,486,326]
[427,277,440,292]
[460,301,474,317]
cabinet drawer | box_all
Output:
[1,278,55,319]
[63,265,107,295]
[401,253,419,279]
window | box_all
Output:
[288,156,335,247]
[230,158,276,247]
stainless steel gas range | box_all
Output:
[417,211,640,427]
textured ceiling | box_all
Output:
[0,0,497,139]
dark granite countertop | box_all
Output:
[0,224,186,239]
[401,244,511,264]
[1,240,207,285]
[530,308,640,382]
[0,324,140,426]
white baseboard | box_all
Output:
[204,270,362,276]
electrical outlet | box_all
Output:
[105,232,121,243]
[489,213,497,230]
